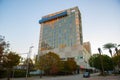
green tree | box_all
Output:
[59,59,77,74]
[67,59,77,73]
[112,49,120,71]
[23,58,34,70]
[89,54,114,73]
[3,52,20,80]
[36,52,61,75]
[89,54,99,68]
[61,61,70,74]
[103,43,115,57]
[0,35,9,63]
[3,52,20,68]
[112,55,120,66]
[114,44,120,56]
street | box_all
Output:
[1,73,120,80]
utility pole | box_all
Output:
[26,46,34,80]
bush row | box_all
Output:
[0,69,26,78]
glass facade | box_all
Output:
[41,13,77,50]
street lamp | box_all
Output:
[26,46,34,80]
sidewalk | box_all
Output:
[82,75,120,80]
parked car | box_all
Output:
[83,72,90,78]
[30,70,44,75]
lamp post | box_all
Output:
[26,46,33,80]
[98,48,104,75]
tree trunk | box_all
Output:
[7,68,11,80]
[109,49,112,57]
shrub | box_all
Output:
[13,69,26,77]
[0,69,7,78]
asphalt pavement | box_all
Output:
[1,73,120,80]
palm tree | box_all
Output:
[103,43,115,57]
[115,44,120,56]
[98,48,104,75]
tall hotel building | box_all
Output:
[38,7,91,69]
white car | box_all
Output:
[30,70,44,75]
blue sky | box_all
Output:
[0,0,120,58]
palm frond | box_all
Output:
[103,43,115,49]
